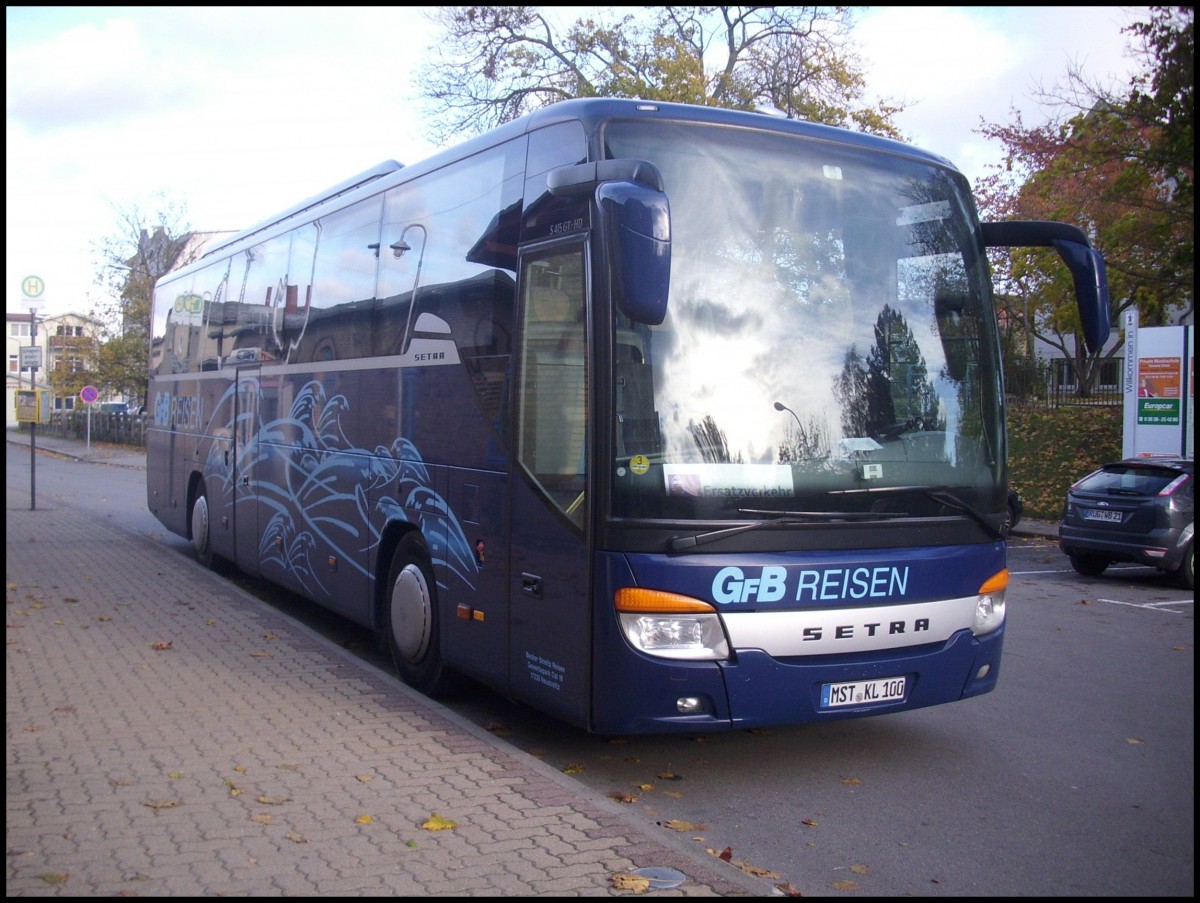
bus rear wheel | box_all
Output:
[190,481,215,569]
[383,534,452,696]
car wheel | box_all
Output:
[1175,542,1194,590]
[1003,490,1023,536]
[190,480,214,569]
[382,533,455,696]
[1069,553,1109,577]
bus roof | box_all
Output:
[173,97,958,284]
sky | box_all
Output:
[6,6,1147,319]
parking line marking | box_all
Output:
[1095,598,1193,613]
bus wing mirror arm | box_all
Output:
[547,159,665,196]
[981,220,1111,354]
[547,159,671,326]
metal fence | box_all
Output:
[22,374,1119,446]
[34,410,149,447]
[1005,362,1123,409]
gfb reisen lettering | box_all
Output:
[711,565,910,604]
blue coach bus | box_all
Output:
[146,98,1109,734]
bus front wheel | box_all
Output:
[384,534,452,696]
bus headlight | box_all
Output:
[972,569,1008,636]
[615,588,730,660]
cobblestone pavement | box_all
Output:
[6,434,771,896]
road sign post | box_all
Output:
[20,276,46,511]
[80,385,99,451]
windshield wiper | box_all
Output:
[830,485,1005,541]
[668,510,907,552]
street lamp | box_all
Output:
[773,400,803,434]
[391,223,429,351]
[773,400,804,460]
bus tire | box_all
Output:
[190,480,215,569]
[384,533,452,696]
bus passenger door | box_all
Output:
[508,242,593,728]
[232,368,261,576]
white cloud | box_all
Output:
[5,6,1148,318]
[856,6,1143,183]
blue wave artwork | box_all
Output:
[204,379,479,599]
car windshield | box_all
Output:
[604,119,1005,523]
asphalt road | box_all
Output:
[9,447,1194,896]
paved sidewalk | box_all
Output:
[6,431,769,897]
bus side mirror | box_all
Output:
[598,181,671,325]
[1050,240,1110,354]
[981,220,1111,354]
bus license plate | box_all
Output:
[821,676,906,709]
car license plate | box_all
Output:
[1083,508,1123,523]
[821,676,906,709]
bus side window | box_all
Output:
[293,197,383,363]
[517,248,588,527]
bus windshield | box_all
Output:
[606,120,1004,523]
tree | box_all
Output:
[45,317,103,406]
[416,6,906,142]
[90,195,198,407]
[974,7,1193,396]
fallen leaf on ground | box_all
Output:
[831,879,860,891]
[661,819,706,831]
[562,763,585,774]
[150,641,173,651]
[256,795,289,805]
[607,790,638,804]
[609,873,651,893]
[421,813,458,831]
[356,814,375,825]
[286,831,307,843]
[850,863,869,874]
[142,799,179,810]
[733,859,780,879]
